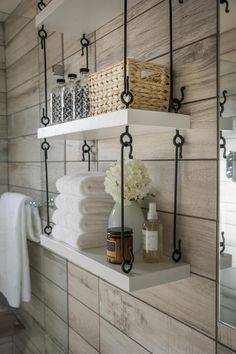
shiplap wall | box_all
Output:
[3,0,236,353]
[0,22,8,194]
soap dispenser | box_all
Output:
[142,202,163,263]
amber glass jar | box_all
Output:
[107,227,133,264]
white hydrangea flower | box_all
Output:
[104,159,151,206]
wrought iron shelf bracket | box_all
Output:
[220,0,230,13]
[120,126,134,274]
[82,140,92,172]
[38,1,52,236]
[220,90,228,117]
[220,131,227,159]
[81,34,90,70]
[220,231,226,254]
[172,129,184,262]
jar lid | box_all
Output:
[68,73,77,79]
[57,78,65,83]
[80,67,89,74]
[107,227,133,237]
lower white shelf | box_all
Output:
[40,235,190,292]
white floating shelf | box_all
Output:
[41,235,190,292]
[36,0,140,36]
[38,109,190,141]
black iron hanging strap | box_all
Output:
[82,140,91,172]
[120,0,134,108]
[220,0,230,13]
[220,90,228,117]
[172,130,184,262]
[220,231,226,254]
[120,126,134,274]
[220,131,227,159]
[38,22,52,235]
[169,0,185,113]
[81,34,90,70]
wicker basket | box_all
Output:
[88,58,169,115]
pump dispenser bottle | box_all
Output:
[142,202,163,262]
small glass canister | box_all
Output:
[107,227,133,264]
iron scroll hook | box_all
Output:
[172,130,184,262]
[120,126,134,274]
[82,140,92,172]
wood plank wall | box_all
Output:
[0,22,8,194]
[3,0,236,353]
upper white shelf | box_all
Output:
[41,235,190,292]
[35,0,140,36]
[37,109,191,141]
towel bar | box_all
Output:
[0,195,55,209]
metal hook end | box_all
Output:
[122,247,134,274]
[172,240,182,263]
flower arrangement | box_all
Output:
[104,159,151,206]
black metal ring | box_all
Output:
[122,247,134,274]
[38,26,47,40]
[41,141,50,151]
[120,126,133,159]
[41,115,50,127]
[121,91,134,108]
[80,35,89,48]
[173,132,184,148]
[37,0,46,11]
[44,225,52,235]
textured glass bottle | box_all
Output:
[142,202,163,263]
[79,68,90,118]
[64,73,77,121]
[50,78,65,124]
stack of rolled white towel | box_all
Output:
[52,173,113,250]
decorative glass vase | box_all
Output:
[108,201,144,252]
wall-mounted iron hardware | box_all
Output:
[172,130,184,262]
[82,140,92,172]
[172,87,186,114]
[220,131,227,159]
[120,0,134,109]
[220,90,228,117]
[81,34,90,71]
[120,126,134,273]
[37,0,46,11]
[220,0,230,13]
[169,0,186,113]
[220,231,226,254]
[38,2,52,236]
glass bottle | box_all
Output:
[142,202,163,263]
[79,68,90,118]
[64,73,77,121]
[50,78,65,124]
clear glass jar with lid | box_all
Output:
[50,78,65,124]
[64,73,77,121]
[79,68,90,118]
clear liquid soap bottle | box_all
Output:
[142,202,163,263]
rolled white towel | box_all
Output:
[52,225,106,250]
[52,209,108,233]
[56,173,108,197]
[54,194,113,216]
